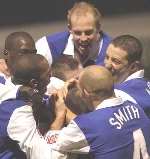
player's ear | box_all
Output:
[29,79,39,89]
[83,88,90,97]
[129,61,142,74]
[68,23,71,30]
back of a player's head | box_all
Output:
[65,87,92,115]
[11,54,49,85]
[13,54,52,134]
[111,35,143,64]
[79,65,114,99]
[52,55,81,81]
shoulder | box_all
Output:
[101,32,112,42]
[36,31,69,45]
[0,99,28,118]
[46,31,70,42]
[0,99,27,110]
[0,99,30,135]
[115,78,145,91]
[74,111,103,129]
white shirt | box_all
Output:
[7,104,62,159]
[46,77,65,95]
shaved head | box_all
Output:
[4,31,37,71]
[79,65,114,98]
[11,54,49,83]
[5,31,36,52]
[11,54,51,94]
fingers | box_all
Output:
[49,78,79,130]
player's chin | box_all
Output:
[79,48,89,55]
[106,68,114,75]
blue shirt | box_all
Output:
[115,77,150,117]
[51,97,150,159]
[0,98,54,159]
[0,99,27,159]
[36,31,111,66]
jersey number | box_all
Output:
[133,129,150,159]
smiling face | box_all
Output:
[69,13,100,59]
[104,44,131,83]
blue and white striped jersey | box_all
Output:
[36,31,111,66]
[0,73,19,103]
[51,97,150,159]
[115,77,150,118]
[0,99,58,159]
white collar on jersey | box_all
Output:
[124,69,144,82]
[95,97,124,110]
[63,34,103,58]
[63,34,74,56]
[0,72,7,79]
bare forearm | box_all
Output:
[50,115,65,130]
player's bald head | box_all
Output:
[79,65,114,97]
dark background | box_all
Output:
[0,0,150,25]
[0,0,149,59]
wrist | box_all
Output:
[50,116,65,130]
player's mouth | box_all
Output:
[79,43,89,50]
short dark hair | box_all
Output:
[11,54,47,85]
[65,87,92,115]
[52,55,80,81]
[67,1,102,30]
[4,31,36,55]
[111,35,143,64]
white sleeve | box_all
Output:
[36,36,53,66]
[46,77,65,95]
[51,120,90,154]
[7,105,52,159]
[44,130,71,159]
[114,89,137,104]
[0,82,20,103]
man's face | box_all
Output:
[104,44,130,83]
[6,39,37,69]
[70,13,100,58]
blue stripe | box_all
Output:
[0,76,6,85]
[46,31,69,61]
[115,78,150,116]
[95,32,112,65]
[0,99,26,136]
